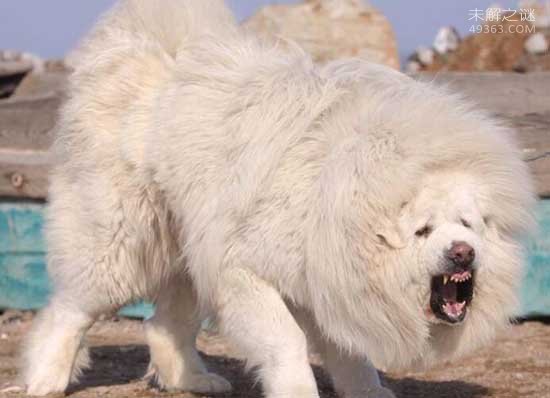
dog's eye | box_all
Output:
[415,225,432,237]
[461,218,472,228]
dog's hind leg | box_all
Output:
[22,296,98,396]
[22,177,143,396]
[144,274,232,394]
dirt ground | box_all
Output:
[0,311,549,398]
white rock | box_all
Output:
[405,61,421,73]
[520,0,550,28]
[0,50,18,61]
[0,333,7,340]
[20,52,45,73]
[416,46,435,66]
[433,26,460,55]
[524,32,549,55]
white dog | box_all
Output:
[22,1,535,397]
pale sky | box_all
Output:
[0,0,518,61]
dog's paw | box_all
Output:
[25,375,68,397]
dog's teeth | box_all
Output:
[443,275,449,285]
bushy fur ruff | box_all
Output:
[22,0,535,396]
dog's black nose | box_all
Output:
[447,241,475,268]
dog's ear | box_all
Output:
[376,207,407,249]
[376,226,406,249]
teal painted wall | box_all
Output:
[521,201,550,316]
[0,201,549,317]
[0,202,153,318]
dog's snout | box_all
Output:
[447,241,475,268]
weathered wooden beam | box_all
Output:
[0,72,549,198]
[0,149,52,198]
[0,94,60,151]
[511,113,550,197]
[418,72,550,117]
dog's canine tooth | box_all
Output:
[443,275,449,285]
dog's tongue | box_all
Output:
[443,301,466,318]
[440,280,465,318]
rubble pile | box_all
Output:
[407,2,550,73]
[244,0,400,69]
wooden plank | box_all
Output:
[513,113,550,197]
[417,74,550,196]
[0,73,549,198]
[0,94,59,151]
[0,149,52,198]
[418,72,550,117]
[13,69,68,98]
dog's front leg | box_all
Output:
[216,267,319,398]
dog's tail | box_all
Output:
[68,0,237,68]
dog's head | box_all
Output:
[378,168,534,369]
[392,172,488,326]
[305,62,535,370]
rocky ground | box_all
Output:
[0,311,549,397]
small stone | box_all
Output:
[433,26,460,55]
[405,60,421,73]
[524,32,549,55]
[416,46,435,66]
[0,50,18,61]
[0,333,7,340]
[0,385,23,393]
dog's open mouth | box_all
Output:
[429,270,474,324]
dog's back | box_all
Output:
[58,0,238,169]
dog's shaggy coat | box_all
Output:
[22,1,535,397]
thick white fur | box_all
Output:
[22,0,535,397]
